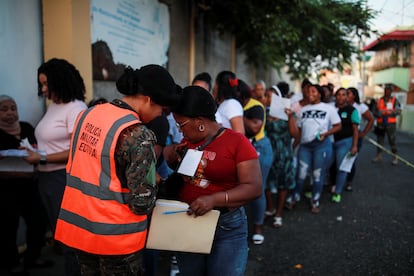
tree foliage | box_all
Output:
[199,0,376,80]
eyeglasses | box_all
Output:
[175,119,190,129]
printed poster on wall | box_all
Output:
[91,0,170,81]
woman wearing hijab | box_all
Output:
[0,95,52,274]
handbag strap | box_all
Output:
[197,127,225,151]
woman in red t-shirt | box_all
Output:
[164,85,261,276]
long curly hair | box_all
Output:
[37,58,86,103]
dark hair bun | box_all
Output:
[116,65,182,108]
[116,67,138,96]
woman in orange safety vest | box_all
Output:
[55,65,182,274]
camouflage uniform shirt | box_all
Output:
[112,99,157,215]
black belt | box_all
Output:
[214,206,239,214]
[214,207,230,214]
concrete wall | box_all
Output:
[0,0,44,126]
[93,0,264,98]
[168,0,191,87]
[85,0,299,102]
[93,0,195,100]
[168,0,295,91]
[42,0,93,101]
[399,106,414,135]
[0,0,332,126]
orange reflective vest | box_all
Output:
[377,97,397,124]
[55,103,149,255]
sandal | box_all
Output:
[252,234,264,245]
[273,216,283,228]
[264,209,276,217]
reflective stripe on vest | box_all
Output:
[55,104,148,255]
[377,97,397,123]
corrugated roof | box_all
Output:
[362,27,414,51]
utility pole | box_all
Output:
[360,0,368,101]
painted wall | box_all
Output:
[168,0,191,87]
[399,106,414,135]
[42,0,93,102]
[0,0,44,126]
[93,0,173,102]
[0,0,313,129]
[168,0,295,91]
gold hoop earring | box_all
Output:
[198,124,205,132]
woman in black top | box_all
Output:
[0,95,51,274]
[331,88,359,203]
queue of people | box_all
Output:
[2,59,398,275]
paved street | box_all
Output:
[4,131,414,276]
[245,131,414,275]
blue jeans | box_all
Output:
[249,137,272,225]
[333,137,353,194]
[176,207,248,276]
[294,138,333,201]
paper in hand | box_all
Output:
[339,152,358,172]
[269,95,290,121]
[20,138,36,151]
[177,149,203,176]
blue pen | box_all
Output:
[163,210,189,215]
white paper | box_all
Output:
[20,138,36,151]
[0,149,29,157]
[386,102,393,110]
[269,95,290,121]
[339,152,358,173]
[177,149,203,176]
[156,200,189,209]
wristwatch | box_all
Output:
[39,153,47,165]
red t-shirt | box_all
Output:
[178,128,258,204]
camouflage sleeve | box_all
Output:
[115,123,158,215]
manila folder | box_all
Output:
[146,199,220,254]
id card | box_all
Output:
[386,102,393,110]
[177,149,203,177]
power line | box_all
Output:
[379,0,389,12]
